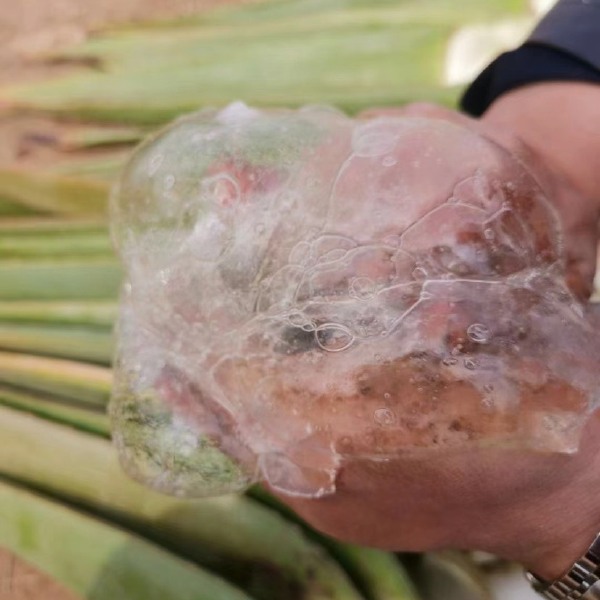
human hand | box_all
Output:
[276,84,600,581]
[111,95,600,582]
[361,85,600,300]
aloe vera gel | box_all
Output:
[111,103,600,499]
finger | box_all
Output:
[358,103,475,127]
[397,102,475,127]
[356,106,410,120]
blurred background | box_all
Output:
[0,0,595,599]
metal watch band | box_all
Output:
[527,534,600,599]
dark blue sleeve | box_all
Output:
[530,0,600,69]
[460,0,600,116]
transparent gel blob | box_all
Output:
[110,102,600,499]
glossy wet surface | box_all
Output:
[111,104,600,500]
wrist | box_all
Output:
[522,517,599,583]
[482,82,600,212]
[481,84,600,580]
[501,413,600,582]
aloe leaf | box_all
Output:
[248,487,420,600]
[0,478,254,600]
[0,351,111,407]
[0,0,532,125]
[0,18,452,125]
[57,125,144,150]
[185,0,528,28]
[0,219,113,260]
[0,259,121,300]
[0,300,116,328]
[44,151,130,182]
[0,323,113,364]
[0,220,112,259]
[0,197,47,217]
[0,232,112,259]
[0,385,109,436]
[335,544,420,600]
[0,406,366,600]
[0,169,109,216]
[0,218,106,233]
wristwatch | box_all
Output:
[527,534,600,599]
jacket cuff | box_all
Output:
[460,43,600,117]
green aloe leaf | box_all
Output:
[0,351,111,407]
[335,545,420,600]
[0,197,47,217]
[43,151,130,183]
[0,300,116,328]
[0,0,531,125]
[0,232,112,259]
[0,323,113,364]
[56,124,144,150]
[0,259,121,300]
[0,478,254,600]
[0,385,109,436]
[0,170,109,217]
[0,406,367,600]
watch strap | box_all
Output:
[527,534,600,599]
